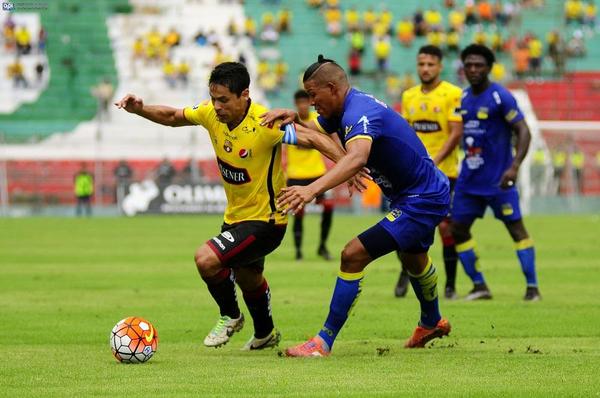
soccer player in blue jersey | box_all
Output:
[262,55,452,356]
[452,44,541,301]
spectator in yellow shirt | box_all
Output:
[345,6,360,31]
[528,35,543,76]
[447,27,460,53]
[449,8,465,32]
[584,0,597,28]
[565,0,584,24]
[363,7,377,33]
[396,18,415,47]
[426,28,446,48]
[15,26,31,55]
[374,36,391,73]
[424,8,443,31]
[163,59,177,88]
[165,28,181,48]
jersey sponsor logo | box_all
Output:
[412,120,442,133]
[464,136,484,170]
[239,149,249,158]
[433,106,441,113]
[477,107,489,120]
[241,126,256,133]
[221,231,235,242]
[224,139,233,153]
[212,237,226,250]
[217,157,251,185]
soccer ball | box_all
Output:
[109,316,158,363]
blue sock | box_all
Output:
[456,239,485,285]
[515,238,538,287]
[407,258,441,328]
[317,271,364,350]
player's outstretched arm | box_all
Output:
[114,94,193,127]
[260,109,323,131]
[293,123,344,162]
[277,138,371,214]
[500,119,531,189]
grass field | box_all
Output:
[1,214,600,397]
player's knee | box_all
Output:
[450,222,469,243]
[340,242,369,273]
[194,245,221,275]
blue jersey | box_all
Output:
[458,82,524,195]
[315,88,448,204]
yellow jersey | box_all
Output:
[184,100,287,225]
[286,112,327,179]
[401,81,463,178]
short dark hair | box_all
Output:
[294,89,310,100]
[418,45,443,61]
[303,54,338,82]
[209,62,250,96]
[460,44,495,66]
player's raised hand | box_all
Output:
[260,109,297,127]
[276,185,316,215]
[115,94,144,114]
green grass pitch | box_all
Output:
[1,214,599,397]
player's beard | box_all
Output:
[420,75,438,85]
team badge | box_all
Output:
[433,106,441,113]
[224,139,233,153]
[239,149,250,158]
[477,107,489,120]
[385,209,403,222]
[501,203,514,216]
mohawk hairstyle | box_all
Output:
[303,54,339,82]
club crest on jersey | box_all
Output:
[224,139,233,153]
[433,106,441,113]
[477,107,489,120]
[239,149,250,158]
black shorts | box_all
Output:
[206,221,286,270]
[287,177,331,201]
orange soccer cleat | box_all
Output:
[404,318,451,348]
[285,337,331,357]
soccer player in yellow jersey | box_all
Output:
[396,45,463,299]
[115,62,350,351]
[287,90,335,261]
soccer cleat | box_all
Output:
[444,286,458,300]
[465,283,492,300]
[317,245,332,261]
[203,313,245,348]
[241,328,281,351]
[394,271,410,298]
[404,318,451,348]
[284,336,330,357]
[524,286,541,301]
[295,250,303,261]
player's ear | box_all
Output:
[240,88,250,99]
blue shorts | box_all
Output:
[358,195,449,257]
[451,188,522,224]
